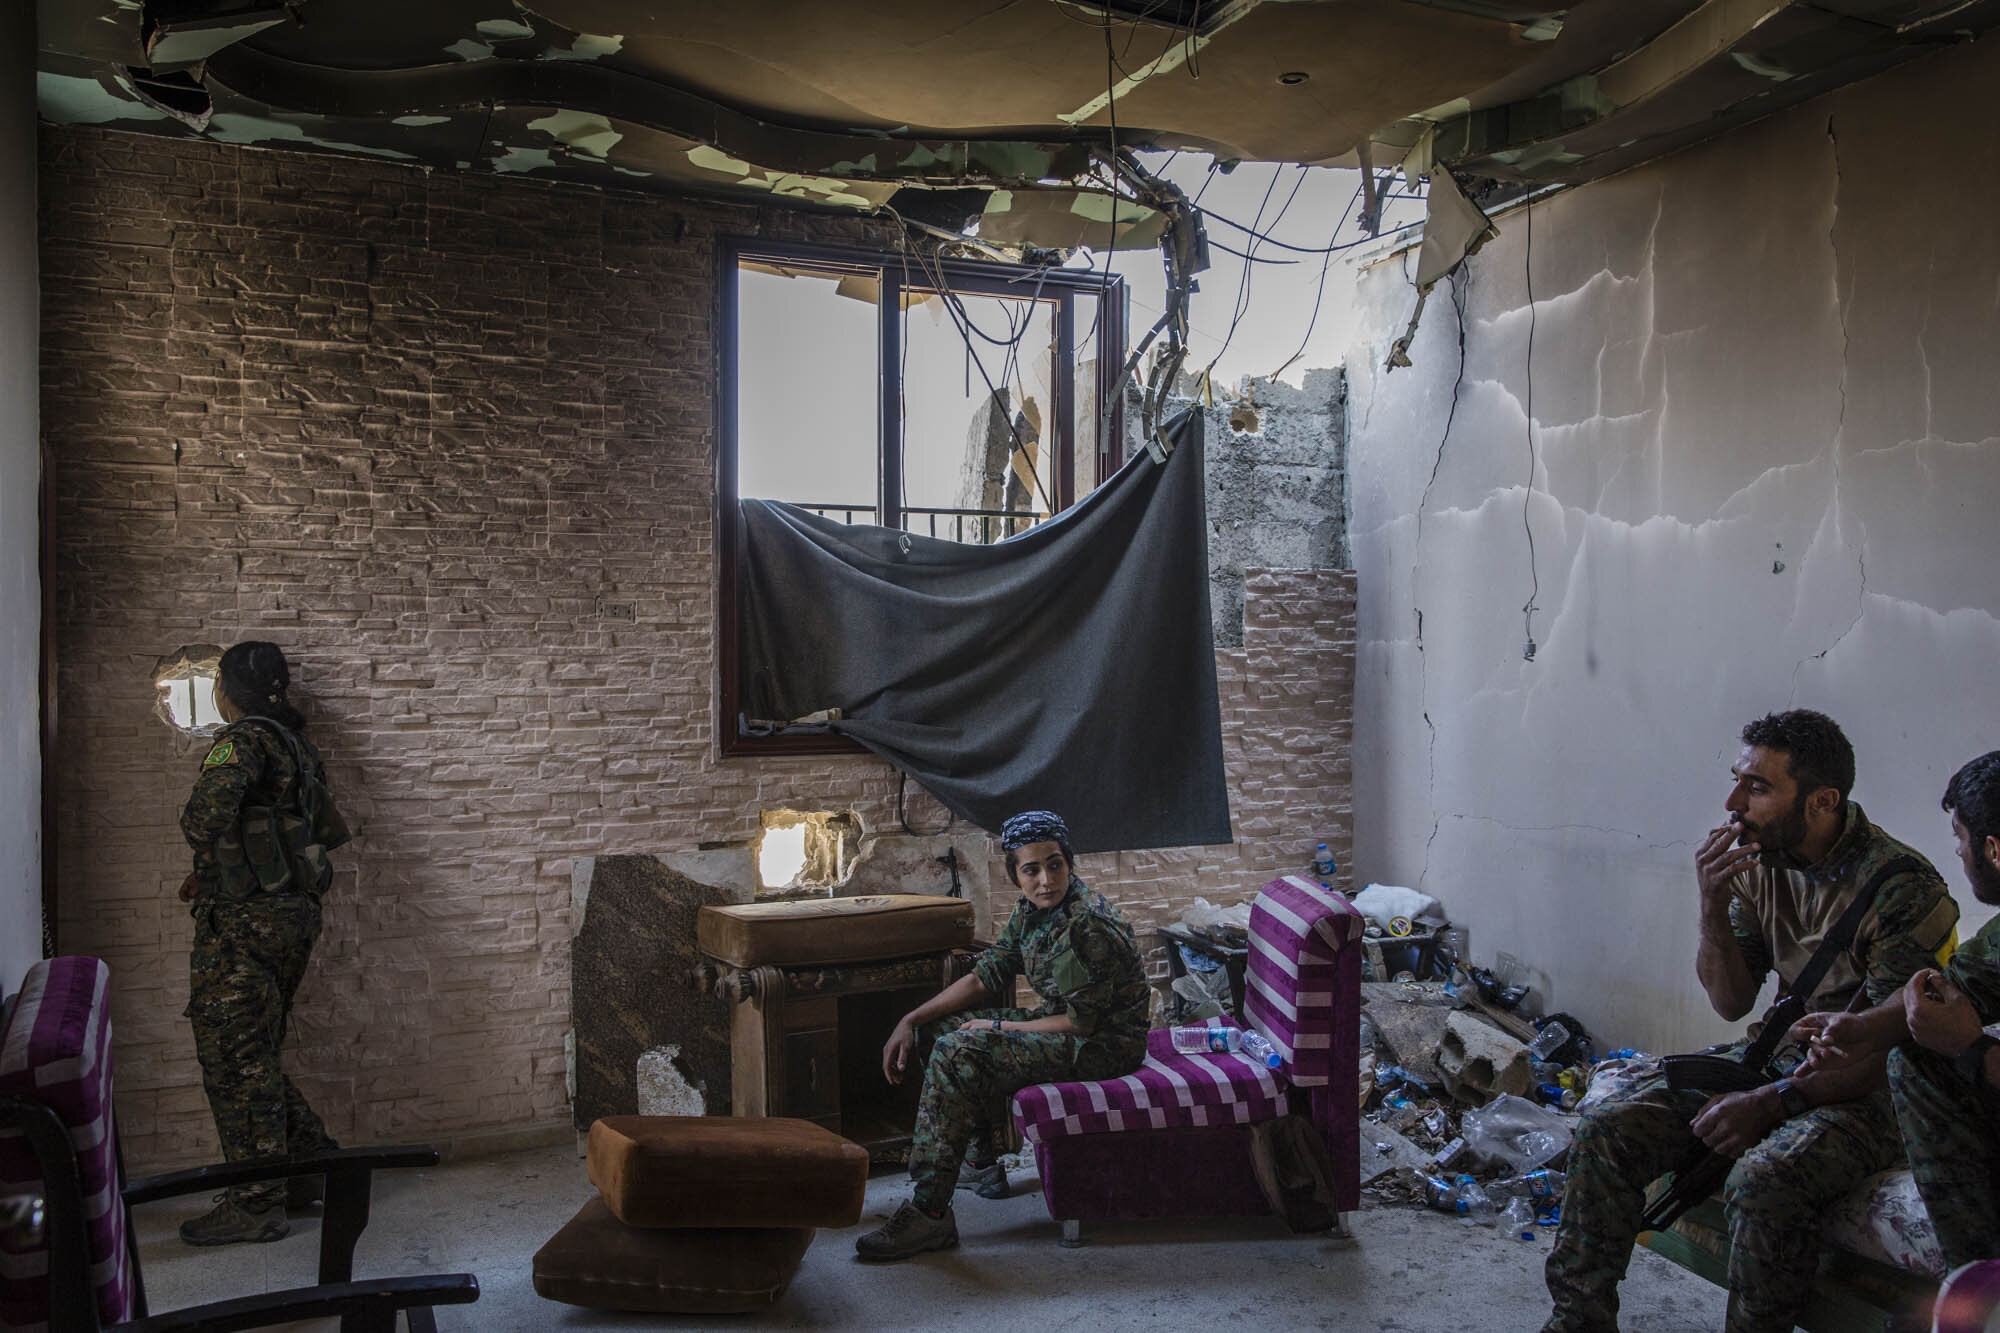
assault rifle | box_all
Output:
[1640,855,1924,1234]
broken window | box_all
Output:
[153,644,226,736]
[719,239,1126,755]
[755,809,861,896]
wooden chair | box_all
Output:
[0,955,478,1332]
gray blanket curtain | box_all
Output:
[736,410,1230,854]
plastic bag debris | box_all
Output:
[1178,896,1252,943]
[1459,1093,1573,1174]
[1353,883,1446,935]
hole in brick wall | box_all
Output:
[152,644,226,736]
[756,809,862,895]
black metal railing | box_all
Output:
[793,503,1045,545]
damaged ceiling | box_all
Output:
[35,0,2000,242]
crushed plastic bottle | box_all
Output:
[1489,1168,1567,1202]
[1528,1021,1573,1063]
[1378,1064,1440,1096]
[1421,1174,1460,1213]
[1454,1175,1497,1226]
[1238,1029,1283,1070]
[1501,1196,1538,1238]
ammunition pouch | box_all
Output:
[236,804,334,897]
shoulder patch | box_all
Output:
[202,740,236,768]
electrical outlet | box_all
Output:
[597,601,635,622]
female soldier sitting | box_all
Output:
[857,809,1149,1261]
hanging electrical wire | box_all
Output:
[1201,162,1310,384]
[1267,175,1365,382]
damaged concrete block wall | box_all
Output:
[1204,369,1349,650]
[0,2,38,988]
[40,126,1355,1171]
[1342,35,2000,1059]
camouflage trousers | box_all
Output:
[907,1007,1142,1214]
[1545,1049,1903,1333]
[186,894,336,1207]
[1889,1042,2000,1269]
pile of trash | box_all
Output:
[1344,884,1655,1243]
[1161,874,1659,1244]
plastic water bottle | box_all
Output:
[1501,1196,1538,1238]
[1238,1029,1282,1069]
[1490,1168,1567,1202]
[1527,1020,1572,1063]
[1170,1024,1241,1054]
[1454,1175,1498,1226]
[1312,843,1337,883]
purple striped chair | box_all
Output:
[0,954,478,1332]
[1011,876,1363,1245]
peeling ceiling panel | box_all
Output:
[525,0,1546,160]
[973,188,1169,252]
[34,0,2000,220]
[1429,0,2000,184]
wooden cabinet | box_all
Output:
[712,950,974,1163]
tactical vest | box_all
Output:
[213,717,352,899]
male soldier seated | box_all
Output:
[1802,750,2000,1275]
[1544,709,1958,1333]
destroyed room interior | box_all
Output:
[6,0,2000,1329]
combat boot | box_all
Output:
[954,1158,1011,1200]
[179,1193,289,1246]
[854,1201,958,1261]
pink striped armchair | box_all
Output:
[1010,876,1364,1245]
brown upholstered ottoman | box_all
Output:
[532,1116,869,1314]
[588,1114,869,1228]
[533,1199,814,1315]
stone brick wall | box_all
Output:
[40,125,1353,1171]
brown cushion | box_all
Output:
[697,893,974,967]
[532,1196,812,1314]
[588,1116,869,1229]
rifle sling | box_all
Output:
[1736,853,1925,1074]
[1642,853,1928,1233]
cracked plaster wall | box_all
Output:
[1342,36,2000,1057]
[0,4,40,986]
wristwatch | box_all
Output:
[990,1019,1004,1033]
[1772,1078,1810,1119]
[1955,1033,1999,1087]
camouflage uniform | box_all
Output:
[1887,915,2000,1269]
[181,719,338,1207]
[1546,803,1958,1333]
[907,877,1149,1214]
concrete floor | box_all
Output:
[136,1142,1728,1331]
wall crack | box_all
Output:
[1792,115,1868,699]
[1412,266,1470,892]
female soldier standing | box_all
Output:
[176,641,347,1246]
